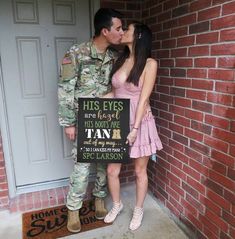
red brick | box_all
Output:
[187,69,207,78]
[171,48,187,57]
[157,49,170,58]
[205,209,229,233]
[178,13,196,25]
[201,195,221,216]
[185,109,203,121]
[189,46,209,56]
[212,43,235,56]
[209,170,235,192]
[158,78,173,87]
[224,189,235,207]
[194,58,216,68]
[211,150,235,168]
[192,79,213,90]
[170,181,185,197]
[185,128,203,141]
[174,115,190,127]
[213,128,235,144]
[216,82,235,94]
[205,178,224,196]
[197,32,219,44]
[158,85,170,94]
[220,29,235,42]
[163,19,178,29]
[205,114,230,130]
[169,122,183,134]
[190,140,210,155]
[171,165,187,181]
[192,100,212,113]
[218,57,235,68]
[164,0,178,10]
[160,59,174,67]
[183,164,201,181]
[175,78,192,88]
[222,1,235,15]
[158,68,170,76]
[182,182,199,199]
[173,150,189,164]
[190,0,212,11]
[198,6,221,21]
[207,92,233,106]
[172,5,189,17]
[181,198,198,216]
[204,135,229,153]
[175,58,193,67]
[187,89,206,100]
[208,69,235,81]
[204,227,220,239]
[171,26,188,37]
[185,147,203,162]
[231,121,235,132]
[189,21,210,34]
[170,68,186,77]
[166,185,180,201]
[191,120,212,135]
[162,39,176,48]
[213,105,235,119]
[158,11,171,23]
[160,94,173,104]
[199,215,220,236]
[230,145,235,157]
[169,139,184,154]
[207,190,231,211]
[211,15,235,30]
[175,97,191,107]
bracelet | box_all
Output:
[133,127,138,130]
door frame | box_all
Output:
[0,0,100,198]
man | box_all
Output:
[58,8,124,233]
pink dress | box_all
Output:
[112,72,163,158]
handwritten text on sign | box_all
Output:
[77,98,130,163]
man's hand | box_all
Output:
[64,126,76,141]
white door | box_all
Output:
[0,0,97,189]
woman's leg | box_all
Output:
[135,156,149,207]
[129,156,149,230]
[107,163,122,202]
[104,163,123,223]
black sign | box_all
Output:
[77,98,130,163]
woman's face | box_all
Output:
[121,24,135,44]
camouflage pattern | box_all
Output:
[66,162,107,210]
[58,39,116,210]
[58,40,116,126]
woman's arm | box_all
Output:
[126,58,157,144]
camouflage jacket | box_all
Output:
[58,40,117,127]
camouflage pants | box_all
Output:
[66,162,107,210]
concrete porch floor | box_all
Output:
[0,183,189,239]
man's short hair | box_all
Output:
[94,8,123,36]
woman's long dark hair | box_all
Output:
[110,22,152,86]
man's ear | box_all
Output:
[102,28,109,36]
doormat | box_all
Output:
[22,200,111,239]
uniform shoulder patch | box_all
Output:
[62,56,72,65]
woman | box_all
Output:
[104,22,163,230]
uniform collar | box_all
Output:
[88,39,114,63]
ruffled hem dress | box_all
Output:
[112,72,163,158]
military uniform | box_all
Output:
[58,40,116,210]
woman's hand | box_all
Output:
[126,128,138,145]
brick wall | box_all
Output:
[0,134,9,209]
[141,0,235,239]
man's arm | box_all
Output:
[58,47,78,140]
